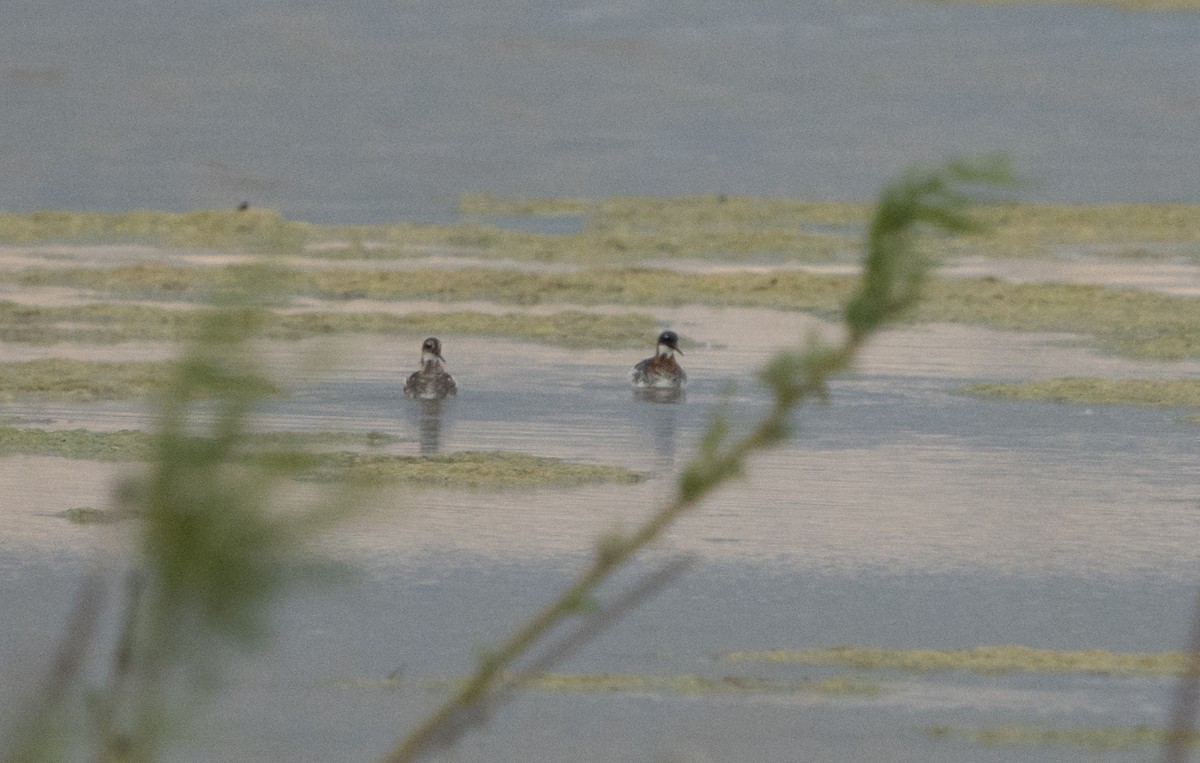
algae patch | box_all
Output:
[915,278,1200,361]
[0,358,280,402]
[55,506,127,525]
[11,202,1200,362]
[720,645,1189,676]
[0,301,656,348]
[0,428,400,462]
[945,203,1200,258]
[0,428,641,488]
[924,724,1198,751]
[429,672,881,697]
[299,450,643,488]
[6,264,852,310]
[0,429,155,461]
[10,262,289,301]
[264,309,656,348]
[13,261,1200,361]
[0,359,176,401]
[965,378,1200,408]
[5,201,1200,265]
[0,208,310,252]
[463,196,1200,260]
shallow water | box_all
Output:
[3,305,1200,760]
[5,0,1200,756]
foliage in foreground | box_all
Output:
[3,158,1012,763]
[383,156,1013,763]
[4,270,340,763]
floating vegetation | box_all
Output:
[458,194,594,217]
[965,378,1200,407]
[915,278,1200,361]
[299,450,643,488]
[15,262,1200,361]
[329,669,406,692]
[401,197,857,262]
[587,196,872,231]
[464,196,1200,260]
[8,262,290,301]
[0,208,311,252]
[54,506,127,525]
[0,428,639,488]
[4,201,1200,264]
[0,359,176,401]
[924,724,1199,751]
[941,203,1200,258]
[0,428,400,462]
[0,358,280,402]
[425,672,881,697]
[0,428,155,460]
[720,645,1190,676]
[9,202,1200,362]
[0,301,657,348]
[5,263,852,310]
[301,267,852,308]
[0,203,857,264]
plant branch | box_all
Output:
[1164,580,1200,762]
[380,158,1011,763]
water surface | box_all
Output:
[3,0,1199,220]
[4,1,1200,754]
[2,310,1199,760]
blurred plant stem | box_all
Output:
[3,264,343,763]
[1164,581,1200,763]
[382,156,1014,763]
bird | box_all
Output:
[404,337,457,400]
[632,330,686,391]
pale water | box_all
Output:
[3,0,1199,221]
[4,0,1200,759]
[2,312,1200,761]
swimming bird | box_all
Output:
[632,330,686,391]
[404,337,457,400]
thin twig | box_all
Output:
[383,347,856,763]
[407,557,695,754]
[1165,581,1200,762]
[502,557,695,692]
[40,568,107,710]
[95,570,145,763]
[380,159,1008,763]
[4,568,108,763]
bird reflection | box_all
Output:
[633,386,686,405]
[414,398,447,455]
[637,393,681,473]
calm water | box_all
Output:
[3,1,1200,221]
[2,314,1200,761]
[4,0,1200,758]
